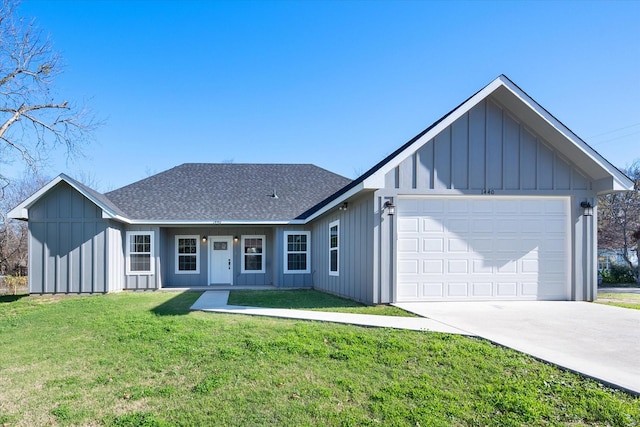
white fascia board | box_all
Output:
[498,78,635,192]
[8,174,124,221]
[363,78,505,186]
[125,219,304,226]
[303,182,366,223]
[7,175,65,220]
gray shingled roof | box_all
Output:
[105,163,352,221]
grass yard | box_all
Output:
[0,292,638,426]
[227,289,418,317]
[597,292,640,310]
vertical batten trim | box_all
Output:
[466,112,471,189]
[412,152,417,189]
[447,119,460,190]
[484,100,488,189]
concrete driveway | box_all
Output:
[394,301,640,395]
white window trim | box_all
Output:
[329,220,339,276]
[284,231,311,274]
[175,235,200,274]
[126,231,154,275]
[241,235,266,274]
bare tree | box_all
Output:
[0,173,47,275]
[598,160,640,282]
[0,0,97,191]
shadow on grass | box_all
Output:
[0,294,29,303]
[151,292,203,316]
[227,289,364,310]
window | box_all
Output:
[175,235,199,274]
[126,232,154,275]
[329,220,339,276]
[284,231,310,274]
[242,235,265,273]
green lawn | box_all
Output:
[0,292,638,426]
[228,289,418,317]
[597,292,640,310]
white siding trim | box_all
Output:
[283,231,311,274]
[241,235,266,274]
[125,231,154,275]
[174,235,200,274]
[329,220,339,276]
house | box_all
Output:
[9,75,634,303]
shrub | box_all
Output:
[1,275,28,295]
[600,264,637,284]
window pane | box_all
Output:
[244,238,263,254]
[178,238,197,254]
[330,249,338,272]
[330,226,338,248]
[213,242,228,250]
[178,255,197,271]
[130,254,151,272]
[287,253,307,271]
[244,254,263,271]
[132,235,151,253]
[287,234,307,252]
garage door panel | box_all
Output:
[496,282,518,297]
[423,260,443,274]
[398,238,419,252]
[448,283,469,296]
[398,217,419,232]
[471,282,493,297]
[472,259,493,274]
[422,283,444,297]
[448,259,469,273]
[398,259,418,274]
[423,238,443,252]
[422,218,444,232]
[448,238,469,252]
[396,197,569,302]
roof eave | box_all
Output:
[8,174,125,222]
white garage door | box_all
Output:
[396,197,569,302]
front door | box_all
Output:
[209,236,233,285]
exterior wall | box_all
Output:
[123,225,162,290]
[376,96,599,302]
[27,182,112,293]
[387,97,590,193]
[106,224,125,292]
[274,226,313,288]
[160,226,276,287]
[311,193,375,304]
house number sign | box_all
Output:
[481,189,495,195]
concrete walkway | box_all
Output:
[191,291,640,395]
[190,291,466,334]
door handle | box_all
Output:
[228,259,231,269]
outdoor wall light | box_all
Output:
[383,200,396,215]
[234,236,239,242]
[202,236,208,243]
[580,201,593,217]
[338,202,348,211]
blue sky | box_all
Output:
[11,0,640,191]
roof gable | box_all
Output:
[301,75,634,221]
[8,174,127,221]
[361,75,633,192]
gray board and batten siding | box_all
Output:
[386,97,590,194]
[26,181,121,294]
[311,193,375,304]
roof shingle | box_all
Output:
[105,163,352,221]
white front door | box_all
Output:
[209,236,233,285]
